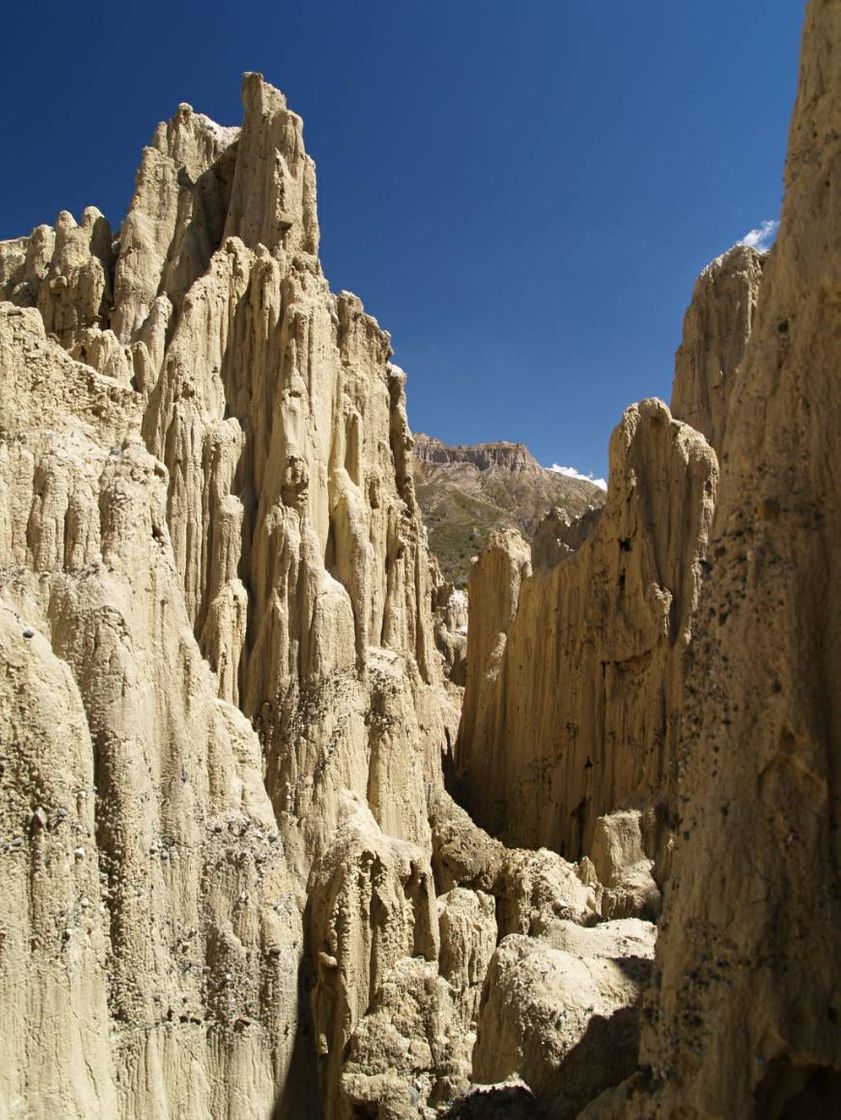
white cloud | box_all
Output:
[548,464,608,491]
[739,219,779,253]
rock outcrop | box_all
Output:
[0,74,461,1120]
[413,435,540,473]
[0,69,625,1120]
[454,399,717,862]
[432,579,469,689]
[0,304,304,1119]
[473,920,655,1120]
[3,1,840,1115]
[671,243,765,451]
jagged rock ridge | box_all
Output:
[0,72,648,1120]
[0,72,459,1118]
[413,435,540,472]
[2,0,839,1113]
[456,2,841,1116]
[670,243,765,451]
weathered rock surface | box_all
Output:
[455,528,531,784]
[636,2,841,1114]
[414,436,539,472]
[586,811,661,922]
[340,957,471,1118]
[307,794,439,1115]
[0,73,458,1120]
[437,887,497,1023]
[3,2,839,1115]
[473,921,655,1120]
[0,303,304,1119]
[530,504,602,571]
[454,399,718,861]
[432,579,469,689]
[671,243,765,451]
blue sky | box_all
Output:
[2,2,805,477]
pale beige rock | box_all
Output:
[36,207,114,347]
[530,504,601,570]
[0,600,117,1118]
[340,957,471,1119]
[0,72,454,1120]
[588,811,661,921]
[473,922,655,1120]
[432,579,469,688]
[497,847,597,937]
[0,225,55,307]
[429,794,597,933]
[671,243,765,451]
[112,103,237,341]
[224,73,319,257]
[307,795,439,1115]
[437,887,497,1022]
[0,305,304,1119]
[455,528,531,779]
[455,400,717,861]
[4,8,837,1114]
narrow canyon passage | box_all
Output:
[1,2,839,1117]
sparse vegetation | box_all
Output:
[412,440,605,586]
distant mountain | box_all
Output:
[412,434,606,586]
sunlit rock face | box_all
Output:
[0,73,459,1119]
[671,242,765,453]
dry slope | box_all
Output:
[412,433,604,587]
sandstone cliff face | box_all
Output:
[670,243,765,451]
[0,305,304,1119]
[4,2,838,1114]
[0,74,461,1120]
[1,70,629,1120]
[454,399,717,862]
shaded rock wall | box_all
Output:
[454,399,717,861]
[639,1,841,1113]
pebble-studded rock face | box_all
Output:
[637,3,841,1115]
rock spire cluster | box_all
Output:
[2,2,840,1116]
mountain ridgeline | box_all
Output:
[412,433,604,586]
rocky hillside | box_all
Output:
[412,433,605,586]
